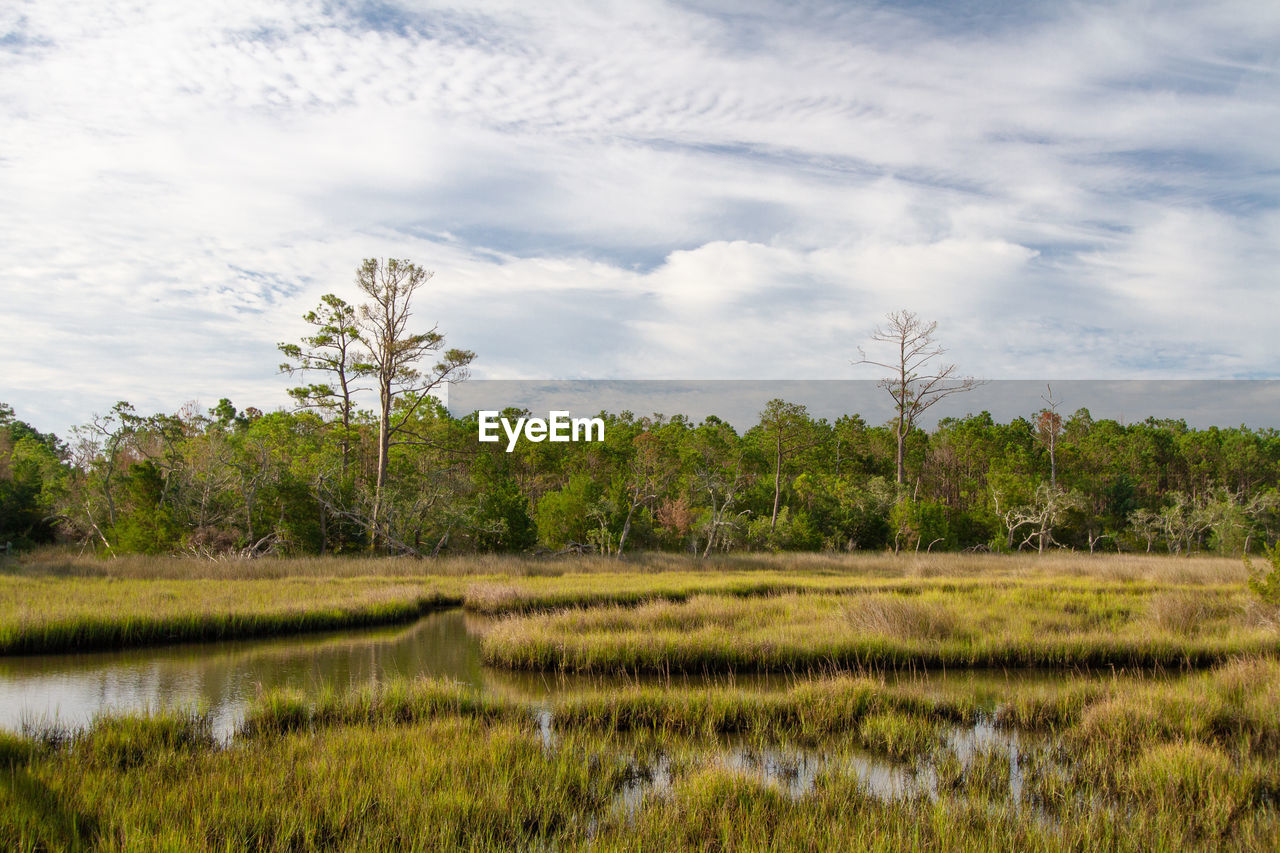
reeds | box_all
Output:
[0,576,460,654]
[481,587,1275,674]
[3,658,1279,851]
[1,550,1256,656]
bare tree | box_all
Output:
[67,401,141,549]
[1036,384,1063,490]
[1128,507,1162,553]
[1160,491,1215,556]
[854,310,983,485]
[1000,483,1081,554]
[353,258,475,552]
[688,419,749,558]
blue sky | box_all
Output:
[2,0,1278,435]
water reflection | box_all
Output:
[0,611,789,739]
[0,610,490,738]
[609,724,1039,818]
[0,609,1143,744]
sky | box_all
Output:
[2,0,1278,436]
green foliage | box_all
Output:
[745,506,821,551]
[0,406,65,550]
[1245,543,1280,605]
[8,376,1280,558]
[471,469,536,552]
[889,498,952,552]
[108,462,181,555]
[534,474,606,549]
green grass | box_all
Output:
[1,550,1272,662]
[4,552,1279,848]
[2,713,632,852]
[481,585,1279,673]
[0,576,462,654]
[4,659,1280,851]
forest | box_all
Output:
[3,391,1279,559]
[2,259,1277,560]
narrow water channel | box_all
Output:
[0,610,1107,817]
[0,609,792,738]
[0,608,1118,744]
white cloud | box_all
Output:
[1,0,1278,435]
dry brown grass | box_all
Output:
[841,596,959,640]
[10,546,1249,585]
[1145,591,1239,636]
[464,582,523,612]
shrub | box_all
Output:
[1245,543,1280,605]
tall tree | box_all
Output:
[278,293,366,474]
[353,258,475,551]
[686,417,749,557]
[616,423,680,557]
[1036,384,1064,490]
[753,399,821,531]
[854,310,983,485]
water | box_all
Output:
[0,609,1071,816]
[0,610,798,738]
[0,610,483,737]
[0,608,1125,740]
[608,720,1041,814]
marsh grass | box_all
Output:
[0,576,462,654]
[241,677,521,738]
[843,596,959,640]
[1145,591,1238,636]
[1123,741,1245,837]
[2,716,634,852]
[1,550,1261,657]
[10,547,1250,583]
[482,586,1274,674]
[3,659,1279,851]
[858,711,944,759]
[3,550,1278,849]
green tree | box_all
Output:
[750,399,822,532]
[535,474,608,550]
[352,258,475,551]
[278,293,367,473]
[109,461,181,554]
[0,403,66,549]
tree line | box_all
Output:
[2,259,1277,558]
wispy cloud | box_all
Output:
[2,0,1278,434]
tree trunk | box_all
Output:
[371,383,391,551]
[770,432,782,531]
[617,500,637,558]
[895,420,906,486]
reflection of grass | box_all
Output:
[4,659,1280,850]
[0,616,447,684]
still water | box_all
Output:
[0,610,1072,811]
[0,610,794,738]
[0,608,1107,745]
